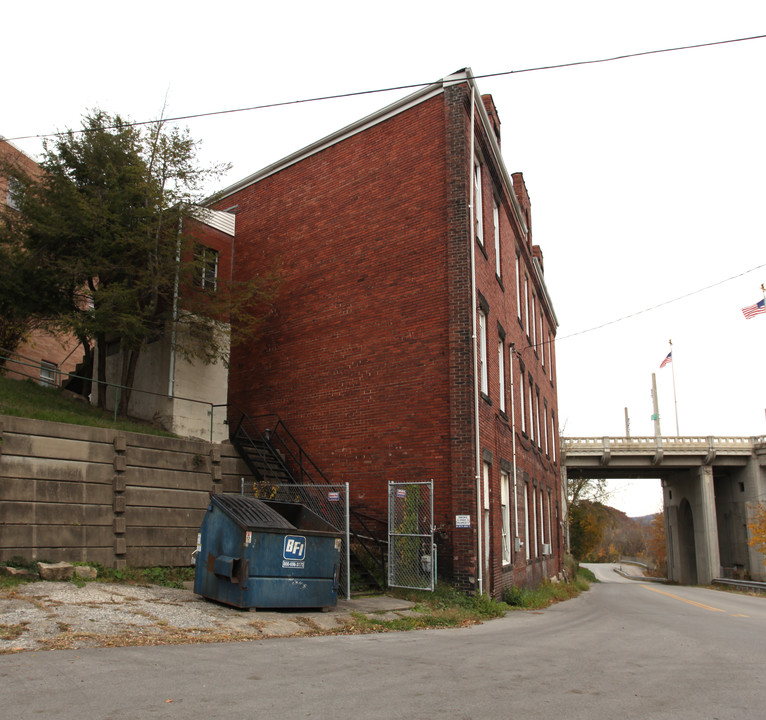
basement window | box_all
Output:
[39,361,56,387]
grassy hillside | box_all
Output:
[0,376,174,437]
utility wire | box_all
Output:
[5,33,766,143]
[557,261,766,342]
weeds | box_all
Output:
[503,569,594,609]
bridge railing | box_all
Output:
[562,436,757,456]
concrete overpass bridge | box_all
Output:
[561,436,766,584]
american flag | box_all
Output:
[660,352,672,369]
[742,299,766,319]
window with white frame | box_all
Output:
[498,338,505,413]
[483,461,490,569]
[551,412,557,464]
[529,379,535,442]
[532,485,538,558]
[479,309,488,395]
[524,482,530,561]
[531,293,537,349]
[524,275,529,332]
[501,471,511,564]
[515,253,521,320]
[549,333,555,382]
[474,159,484,246]
[39,360,56,386]
[544,401,549,457]
[493,198,501,278]
[519,367,526,434]
[539,488,546,550]
[546,491,553,555]
[194,244,219,291]
[535,388,541,449]
[6,176,22,210]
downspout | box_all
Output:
[168,217,182,399]
[468,83,483,596]
[510,343,519,554]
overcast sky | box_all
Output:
[5,1,766,515]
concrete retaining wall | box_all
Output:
[0,415,249,567]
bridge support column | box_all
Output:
[695,465,721,585]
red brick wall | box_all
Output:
[220,94,457,525]
[216,85,562,594]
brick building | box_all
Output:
[98,208,236,442]
[212,69,562,595]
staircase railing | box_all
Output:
[230,412,387,588]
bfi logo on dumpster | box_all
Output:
[282,535,306,569]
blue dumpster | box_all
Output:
[193,494,342,610]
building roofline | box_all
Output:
[205,74,457,205]
[203,68,556,321]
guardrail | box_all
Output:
[712,578,766,594]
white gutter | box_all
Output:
[468,86,483,597]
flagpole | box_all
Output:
[669,338,679,436]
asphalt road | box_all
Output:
[3,567,765,719]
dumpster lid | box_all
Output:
[211,495,296,530]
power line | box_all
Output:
[558,261,766,342]
[5,33,766,143]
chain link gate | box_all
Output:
[243,480,351,600]
[388,481,435,590]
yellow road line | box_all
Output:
[641,585,726,612]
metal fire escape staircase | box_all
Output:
[230,413,387,590]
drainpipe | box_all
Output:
[168,217,182,398]
[468,82,483,596]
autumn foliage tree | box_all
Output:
[647,512,667,576]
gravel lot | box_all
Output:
[0,581,416,653]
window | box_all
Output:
[6,176,21,210]
[551,412,557,464]
[549,333,555,383]
[483,462,490,570]
[498,338,505,413]
[501,471,511,565]
[39,361,56,387]
[195,244,219,291]
[532,485,538,558]
[519,366,526,434]
[474,159,484,246]
[531,293,537,349]
[524,483,530,562]
[544,401,549,457]
[493,198,501,278]
[524,275,529,331]
[529,379,535,442]
[479,310,488,395]
[546,492,553,555]
[515,253,521,320]
[535,388,541,449]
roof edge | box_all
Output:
[203,72,469,206]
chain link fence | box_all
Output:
[388,481,435,590]
[244,480,351,600]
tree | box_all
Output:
[0,111,277,414]
[569,500,608,560]
[564,474,611,553]
[647,512,667,576]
